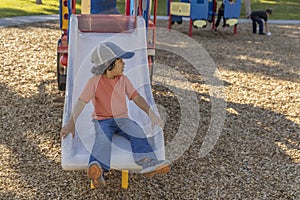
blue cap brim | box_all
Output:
[119,51,135,59]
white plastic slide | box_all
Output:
[61,15,165,170]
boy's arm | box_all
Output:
[132,94,164,127]
[265,21,269,32]
[60,99,87,138]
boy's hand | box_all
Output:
[149,109,164,128]
[60,121,75,138]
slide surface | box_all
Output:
[61,15,165,170]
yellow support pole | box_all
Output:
[121,170,129,189]
[90,180,95,189]
[61,0,69,29]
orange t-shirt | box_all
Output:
[79,75,138,120]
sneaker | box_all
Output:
[87,162,106,188]
[140,158,171,178]
[259,32,266,35]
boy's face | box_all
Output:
[110,58,125,76]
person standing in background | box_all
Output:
[214,0,233,32]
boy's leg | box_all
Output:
[251,16,259,33]
[222,16,226,27]
[252,20,257,33]
[115,118,171,177]
[215,10,223,28]
[114,118,157,161]
[89,119,115,171]
[257,19,264,34]
[87,119,116,187]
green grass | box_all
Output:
[1,0,59,18]
[240,0,300,20]
[1,0,299,20]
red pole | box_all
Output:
[138,0,142,16]
[72,0,76,14]
[234,24,237,34]
[153,0,158,25]
[212,0,217,29]
[189,19,193,37]
[125,0,130,15]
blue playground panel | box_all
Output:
[207,0,215,22]
[130,0,135,15]
[190,0,209,21]
[224,0,241,19]
[91,0,119,14]
[170,0,215,23]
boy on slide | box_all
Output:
[60,42,171,188]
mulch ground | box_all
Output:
[0,20,299,199]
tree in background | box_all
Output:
[244,0,251,17]
[36,0,42,4]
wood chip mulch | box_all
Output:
[0,20,299,199]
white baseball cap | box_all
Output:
[90,42,135,74]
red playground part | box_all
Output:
[77,15,136,33]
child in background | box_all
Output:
[214,0,233,32]
[215,0,226,32]
[249,9,272,35]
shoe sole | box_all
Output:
[144,164,171,179]
[87,163,104,188]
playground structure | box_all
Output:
[57,0,157,91]
[168,0,241,36]
[57,0,165,189]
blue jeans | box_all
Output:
[251,16,264,34]
[89,118,157,171]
